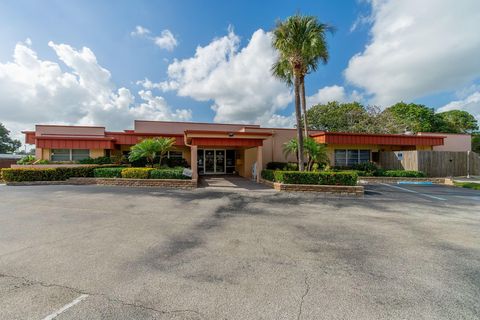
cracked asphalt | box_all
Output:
[0,182,479,319]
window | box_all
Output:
[168,151,183,158]
[72,149,90,161]
[51,149,90,161]
[51,149,70,161]
[334,149,370,167]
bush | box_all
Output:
[1,168,58,182]
[0,165,126,182]
[381,170,426,177]
[150,168,189,179]
[266,162,299,171]
[36,159,50,164]
[261,169,275,181]
[352,162,382,176]
[94,167,124,178]
[164,157,188,168]
[17,155,36,165]
[273,171,358,186]
[121,168,153,179]
[78,156,113,165]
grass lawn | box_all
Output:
[454,182,480,190]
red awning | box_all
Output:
[190,137,263,147]
[311,132,444,146]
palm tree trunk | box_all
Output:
[300,76,309,138]
[294,76,305,171]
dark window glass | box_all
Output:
[72,149,90,161]
[51,149,70,161]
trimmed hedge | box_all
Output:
[382,170,426,177]
[274,171,358,186]
[94,167,124,178]
[261,170,358,186]
[121,168,154,179]
[150,168,189,179]
[261,169,275,181]
[1,167,96,182]
[1,168,58,182]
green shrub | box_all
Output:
[261,169,275,181]
[164,157,188,168]
[121,168,153,179]
[17,155,36,165]
[266,162,299,170]
[150,168,189,179]
[1,165,126,182]
[352,162,382,176]
[94,167,124,178]
[382,170,426,177]
[36,159,50,164]
[1,168,58,182]
[273,171,358,186]
[78,156,113,165]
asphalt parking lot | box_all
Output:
[0,183,479,319]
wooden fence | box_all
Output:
[378,151,480,177]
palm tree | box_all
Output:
[283,137,328,171]
[303,137,328,171]
[272,15,333,169]
[128,137,176,167]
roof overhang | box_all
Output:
[311,132,445,146]
[185,130,271,147]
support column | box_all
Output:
[256,145,263,183]
[190,145,198,180]
[35,148,43,160]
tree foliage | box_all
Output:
[128,137,175,167]
[434,110,478,133]
[307,101,478,135]
[282,137,328,171]
[0,123,21,153]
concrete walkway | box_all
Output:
[199,175,274,191]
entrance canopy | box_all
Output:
[184,130,271,147]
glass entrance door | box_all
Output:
[203,149,226,174]
[215,150,225,174]
[204,150,215,174]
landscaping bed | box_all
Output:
[260,169,363,196]
[1,166,193,188]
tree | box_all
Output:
[272,15,333,171]
[0,123,21,153]
[282,137,328,171]
[128,137,175,167]
[472,134,480,153]
[434,110,479,133]
[307,101,369,132]
[382,102,436,133]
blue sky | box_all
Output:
[0,0,479,140]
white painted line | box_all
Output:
[41,294,89,320]
[380,183,447,201]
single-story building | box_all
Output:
[22,120,470,181]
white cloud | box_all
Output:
[131,25,151,37]
[153,30,178,51]
[345,0,480,106]
[438,91,480,122]
[0,40,191,141]
[159,28,293,125]
[306,85,363,107]
[131,25,178,51]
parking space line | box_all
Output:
[379,183,447,201]
[41,294,89,320]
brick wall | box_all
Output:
[259,179,364,196]
[68,177,198,189]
